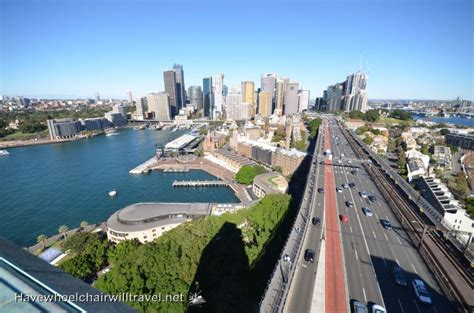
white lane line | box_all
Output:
[350,226,353,233]
[398,298,405,313]
[374,212,379,220]
[372,230,377,239]
[395,258,400,266]
[384,233,389,241]
[411,264,418,274]
[362,287,367,302]
[397,236,402,245]
[414,299,421,313]
[354,249,359,260]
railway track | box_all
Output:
[340,124,473,313]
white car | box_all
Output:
[362,207,373,217]
[412,279,432,305]
[359,191,368,198]
[336,187,343,193]
[372,304,386,313]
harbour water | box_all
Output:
[0,128,238,247]
[413,115,474,127]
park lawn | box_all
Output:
[378,117,414,125]
[0,130,48,141]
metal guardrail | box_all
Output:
[258,124,323,313]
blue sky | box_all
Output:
[1,0,472,100]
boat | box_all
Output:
[108,190,117,197]
[0,150,10,156]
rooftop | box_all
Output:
[253,171,288,195]
[165,134,198,149]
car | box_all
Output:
[304,249,316,263]
[368,195,377,202]
[349,182,356,188]
[371,304,386,313]
[412,279,432,305]
[336,187,343,193]
[348,160,352,163]
[392,265,407,286]
[345,200,354,208]
[312,217,321,226]
[342,183,349,189]
[351,170,357,175]
[359,191,368,198]
[337,160,342,164]
[319,161,325,165]
[339,214,348,223]
[381,219,392,229]
[341,153,345,157]
[318,187,324,193]
[362,207,373,216]
[352,300,367,313]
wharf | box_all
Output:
[129,156,158,174]
[173,180,229,187]
[164,167,190,173]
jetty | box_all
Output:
[163,167,190,173]
[129,156,158,174]
[172,180,229,187]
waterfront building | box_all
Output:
[258,91,272,117]
[106,202,211,244]
[80,117,110,130]
[252,171,288,198]
[147,93,171,121]
[203,77,213,118]
[46,118,81,140]
[173,64,186,111]
[210,149,256,173]
[284,82,299,115]
[135,96,146,120]
[163,70,178,117]
[104,112,127,127]
[127,91,133,104]
[187,85,203,110]
[212,74,225,120]
[298,89,310,112]
[342,71,368,112]
[112,104,127,116]
[241,81,255,115]
[164,133,200,151]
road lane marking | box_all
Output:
[398,298,405,313]
[372,231,377,239]
[396,258,400,266]
[411,264,418,274]
[414,299,421,313]
[384,233,389,241]
[374,212,379,219]
[362,287,367,302]
[354,249,359,260]
[397,236,402,245]
[350,226,353,233]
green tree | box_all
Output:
[464,198,474,219]
[271,134,284,143]
[363,109,380,122]
[58,225,69,240]
[37,234,48,251]
[60,253,94,280]
[390,109,413,121]
[349,110,364,119]
[235,165,267,185]
[64,232,98,253]
[439,128,450,136]
[363,135,373,145]
[355,125,370,135]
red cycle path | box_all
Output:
[324,120,347,313]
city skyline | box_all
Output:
[1,0,472,101]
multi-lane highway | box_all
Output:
[282,117,454,313]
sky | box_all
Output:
[0,0,473,100]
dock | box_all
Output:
[129,156,158,174]
[163,167,190,173]
[172,180,229,187]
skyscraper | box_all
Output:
[298,90,310,112]
[212,73,225,120]
[187,86,203,110]
[274,79,286,116]
[173,64,186,111]
[147,93,170,121]
[163,70,178,117]
[241,81,255,115]
[342,71,368,112]
[127,91,133,104]
[225,86,242,120]
[323,83,344,111]
[258,91,272,117]
[135,96,146,120]
[95,92,100,103]
[261,73,277,105]
[203,77,213,118]
[284,82,299,115]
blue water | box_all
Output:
[413,115,474,127]
[0,129,238,247]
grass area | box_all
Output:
[0,130,48,141]
[378,117,414,125]
[267,176,279,187]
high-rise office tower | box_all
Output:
[298,90,310,112]
[261,73,277,105]
[323,83,344,111]
[258,91,272,117]
[127,91,133,104]
[163,70,178,117]
[187,86,203,110]
[147,92,170,121]
[223,85,229,97]
[95,92,100,103]
[173,64,186,111]
[135,96,146,119]
[225,86,242,120]
[274,79,286,115]
[241,81,255,115]
[342,71,368,112]
[212,74,225,120]
[284,82,299,115]
[203,77,213,118]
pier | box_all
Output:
[129,156,158,174]
[163,167,190,173]
[172,180,229,187]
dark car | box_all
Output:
[318,187,325,193]
[312,217,321,226]
[351,169,357,175]
[392,265,407,286]
[381,219,392,230]
[368,195,377,202]
[304,249,316,263]
[349,182,356,188]
[345,200,354,208]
